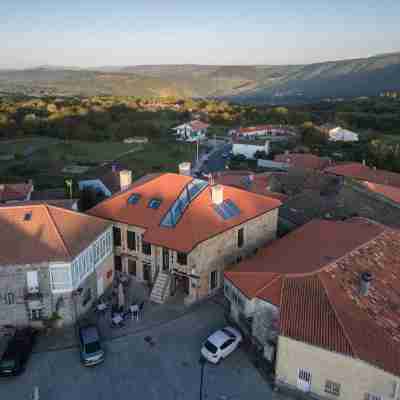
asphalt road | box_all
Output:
[201,143,232,175]
[0,301,272,400]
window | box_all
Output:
[113,226,121,247]
[148,198,162,209]
[210,270,218,290]
[82,288,92,307]
[142,236,152,256]
[27,271,39,293]
[127,193,141,205]
[114,256,122,272]
[237,228,244,248]
[5,292,15,305]
[177,252,187,265]
[127,231,136,251]
[30,309,42,321]
[128,259,136,276]
[220,339,235,350]
[364,394,383,400]
[325,380,341,396]
[297,369,312,392]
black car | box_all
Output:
[0,328,36,376]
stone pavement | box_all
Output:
[34,277,228,353]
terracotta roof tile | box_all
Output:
[224,218,400,375]
[89,173,281,253]
[0,204,110,265]
[325,162,400,188]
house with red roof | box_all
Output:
[224,218,400,399]
[274,152,332,171]
[0,204,113,327]
[172,120,210,142]
[0,181,34,203]
[88,172,281,305]
[233,125,297,140]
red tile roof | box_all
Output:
[0,183,33,202]
[89,173,281,253]
[0,204,110,265]
[238,125,293,135]
[274,153,331,171]
[213,171,289,202]
[225,218,400,375]
[325,162,400,188]
[190,120,209,130]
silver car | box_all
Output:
[201,326,242,364]
[79,325,104,366]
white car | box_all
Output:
[201,326,242,364]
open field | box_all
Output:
[0,136,197,189]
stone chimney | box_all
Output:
[359,271,372,296]
[178,162,191,176]
[211,184,224,205]
[119,170,132,191]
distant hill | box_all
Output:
[1,52,399,103]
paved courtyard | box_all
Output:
[0,300,273,400]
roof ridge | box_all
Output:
[254,274,282,298]
[43,204,72,259]
[318,274,358,358]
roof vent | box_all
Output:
[24,212,32,221]
[360,271,372,296]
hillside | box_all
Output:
[1,52,399,103]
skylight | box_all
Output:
[148,198,162,209]
[127,193,141,205]
[160,179,208,228]
[24,212,32,221]
[214,199,241,220]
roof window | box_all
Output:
[127,193,141,205]
[148,198,162,209]
[24,212,32,221]
[214,199,241,220]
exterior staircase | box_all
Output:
[150,272,171,304]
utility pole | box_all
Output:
[196,137,199,164]
[199,356,206,400]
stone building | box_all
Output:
[0,204,114,327]
[224,218,400,399]
[88,173,281,305]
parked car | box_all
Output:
[79,325,104,366]
[0,327,36,376]
[201,327,242,364]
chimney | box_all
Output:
[359,271,372,296]
[211,184,223,205]
[362,159,366,166]
[178,162,191,176]
[119,170,132,191]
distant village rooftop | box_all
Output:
[0,182,33,203]
[274,153,331,171]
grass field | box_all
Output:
[0,136,60,155]
[0,136,197,189]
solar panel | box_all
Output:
[214,200,241,220]
[127,193,141,205]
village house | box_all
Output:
[232,125,296,141]
[224,218,400,400]
[172,120,210,142]
[232,139,270,160]
[274,152,332,171]
[79,164,133,198]
[0,181,34,203]
[88,172,281,305]
[0,204,114,327]
[318,124,359,142]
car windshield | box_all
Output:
[222,328,235,338]
[0,359,16,369]
[85,342,101,354]
[204,340,218,354]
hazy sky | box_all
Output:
[1,0,399,68]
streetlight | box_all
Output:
[199,356,206,400]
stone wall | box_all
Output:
[0,263,52,327]
[276,335,400,400]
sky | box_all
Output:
[1,0,400,68]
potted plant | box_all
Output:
[49,312,63,329]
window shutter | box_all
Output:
[27,271,39,293]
